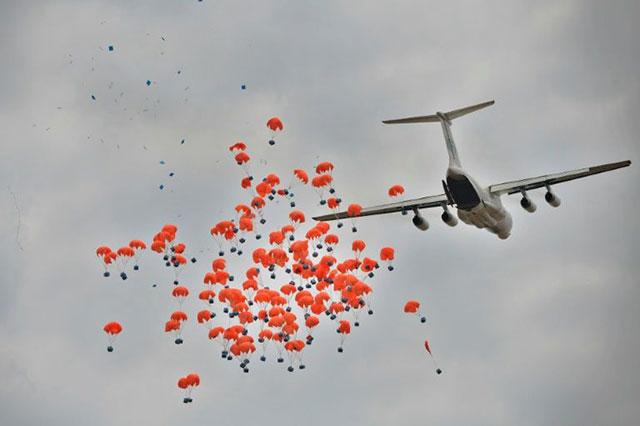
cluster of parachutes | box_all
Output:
[204,142,401,374]
[99,145,393,362]
[97,130,439,403]
[190,207,396,374]
[96,226,198,284]
[149,224,197,284]
[177,373,200,403]
[96,240,146,280]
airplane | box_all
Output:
[313,100,631,239]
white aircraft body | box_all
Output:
[313,100,631,239]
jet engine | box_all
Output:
[412,210,429,231]
[520,193,537,213]
[441,208,458,227]
[544,189,561,207]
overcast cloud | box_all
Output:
[1,1,639,425]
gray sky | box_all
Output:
[1,1,639,425]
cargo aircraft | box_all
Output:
[313,100,631,239]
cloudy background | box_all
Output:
[1,1,639,425]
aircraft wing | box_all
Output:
[489,160,631,195]
[313,194,449,221]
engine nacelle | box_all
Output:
[441,210,458,227]
[520,196,537,213]
[412,212,429,231]
[545,191,561,207]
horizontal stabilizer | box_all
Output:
[382,115,440,124]
[445,100,495,120]
[383,100,495,124]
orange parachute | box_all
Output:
[289,210,305,226]
[229,142,247,152]
[388,184,405,197]
[172,286,189,305]
[151,240,165,253]
[127,240,146,271]
[380,247,395,271]
[238,216,254,234]
[266,117,283,131]
[264,173,280,186]
[347,203,363,233]
[311,174,333,205]
[315,221,330,234]
[324,233,339,251]
[325,196,342,228]
[315,161,334,175]
[347,204,362,217]
[103,321,122,335]
[235,204,252,217]
[351,240,366,255]
[337,320,351,353]
[96,247,117,277]
[166,311,187,345]
[293,169,309,184]
[269,231,285,246]
[208,326,225,340]
[404,299,426,323]
[267,117,283,146]
[255,181,272,198]
[197,310,214,326]
[171,311,188,322]
[211,258,226,271]
[96,246,112,257]
[284,339,306,371]
[129,240,146,250]
[404,300,420,313]
[165,319,183,345]
[113,246,136,280]
[199,289,216,304]
[241,176,252,189]
[103,321,122,352]
[251,196,266,210]
[177,373,200,403]
[162,224,177,236]
[116,246,134,256]
[235,152,250,165]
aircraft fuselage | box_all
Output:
[446,166,513,239]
